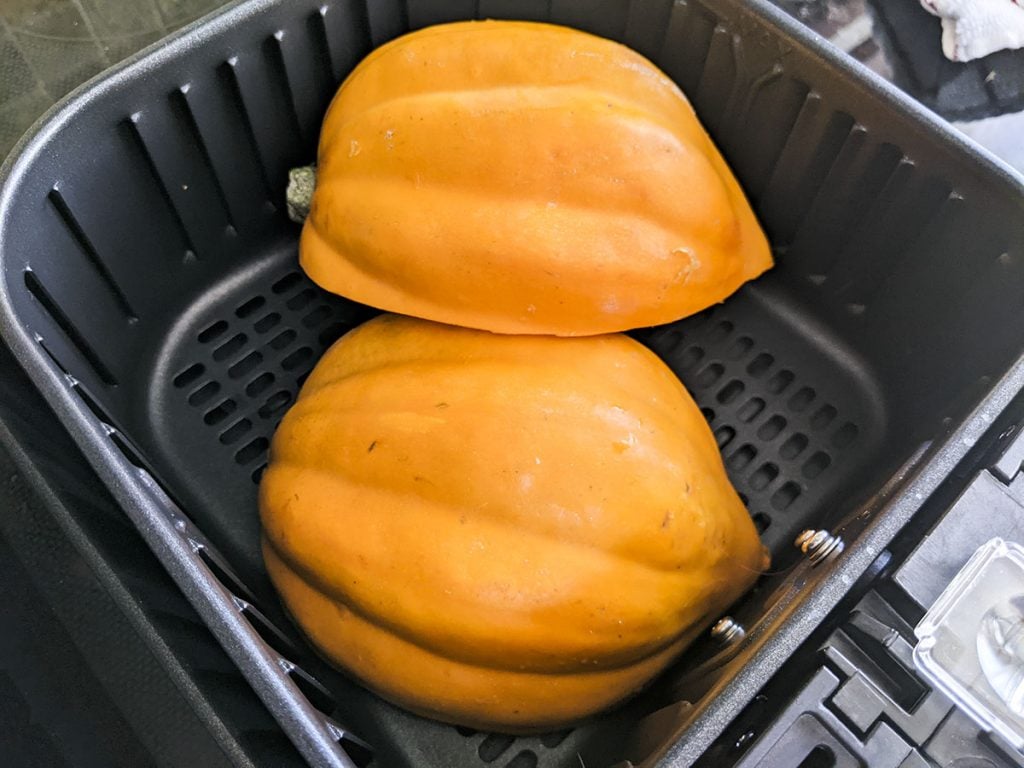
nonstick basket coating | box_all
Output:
[1,0,1023,766]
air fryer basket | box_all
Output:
[1,0,1023,766]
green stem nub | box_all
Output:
[286,164,317,224]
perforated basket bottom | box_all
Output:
[133,243,885,767]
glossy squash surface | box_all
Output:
[260,314,768,731]
[301,21,773,336]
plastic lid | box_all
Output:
[914,537,1024,751]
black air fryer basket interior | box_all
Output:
[1,0,1023,766]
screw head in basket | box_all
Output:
[794,529,845,566]
[711,616,746,644]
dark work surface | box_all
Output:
[0,0,226,157]
[0,522,152,768]
[0,429,233,767]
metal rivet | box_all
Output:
[795,528,844,565]
[711,616,746,644]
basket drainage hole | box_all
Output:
[788,386,816,412]
[717,379,744,405]
[254,312,281,334]
[259,390,293,419]
[757,415,786,441]
[204,398,237,425]
[680,346,704,369]
[539,730,572,748]
[749,463,778,491]
[282,347,314,372]
[737,397,765,423]
[708,320,733,343]
[268,329,297,351]
[811,404,838,430]
[714,425,736,449]
[747,353,774,378]
[779,433,809,460]
[251,463,268,484]
[173,363,205,388]
[235,296,266,318]
[803,451,832,479]
[198,320,228,344]
[455,727,478,737]
[767,369,794,395]
[728,444,757,471]
[246,372,275,397]
[771,481,801,511]
[701,407,715,424]
[302,305,333,328]
[687,307,713,329]
[271,271,303,294]
[479,734,515,762]
[752,512,770,533]
[213,333,248,361]
[695,363,725,389]
[726,336,753,360]
[235,437,269,466]
[229,351,263,379]
[188,381,220,407]
[287,288,317,310]
[219,418,252,445]
[505,750,538,768]
[658,329,683,352]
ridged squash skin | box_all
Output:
[300,20,773,336]
[260,314,769,732]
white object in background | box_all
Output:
[921,0,1024,62]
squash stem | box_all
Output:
[286,164,316,224]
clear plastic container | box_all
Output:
[914,537,1024,751]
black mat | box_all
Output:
[869,0,1024,121]
[0,442,231,768]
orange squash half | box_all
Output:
[260,314,768,732]
[301,20,772,336]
